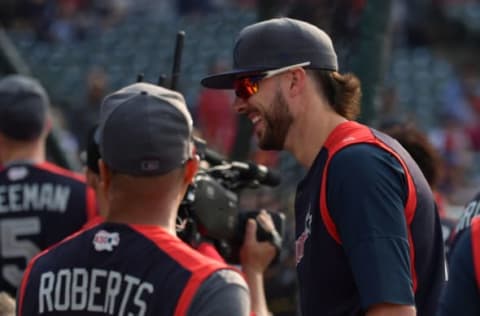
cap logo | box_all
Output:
[141,160,160,171]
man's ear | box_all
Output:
[43,116,53,136]
[184,155,199,184]
[98,159,112,198]
[288,67,307,97]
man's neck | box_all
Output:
[1,141,45,166]
[285,103,347,170]
[106,196,180,236]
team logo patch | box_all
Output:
[7,166,28,181]
[296,206,312,265]
[93,230,120,251]
[296,232,308,264]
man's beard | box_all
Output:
[258,90,293,150]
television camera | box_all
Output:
[177,138,285,264]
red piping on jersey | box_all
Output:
[131,225,232,316]
[36,161,86,182]
[319,121,418,292]
[196,241,227,263]
[470,217,480,289]
[17,224,96,316]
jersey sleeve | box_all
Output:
[327,144,414,310]
[187,269,250,316]
[438,228,480,316]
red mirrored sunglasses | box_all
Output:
[233,61,311,100]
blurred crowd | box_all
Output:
[0,0,129,42]
[0,0,258,43]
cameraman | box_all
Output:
[80,89,276,316]
[18,83,250,315]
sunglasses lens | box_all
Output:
[234,77,259,99]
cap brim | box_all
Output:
[200,67,274,89]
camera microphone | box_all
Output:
[203,148,227,166]
[230,161,281,187]
[193,137,227,166]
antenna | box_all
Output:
[170,30,185,90]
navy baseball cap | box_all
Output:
[97,83,193,176]
[201,17,338,89]
[0,74,50,141]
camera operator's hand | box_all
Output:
[241,211,277,272]
[240,210,277,316]
[257,210,276,236]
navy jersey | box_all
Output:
[17,222,237,316]
[451,191,480,248]
[438,217,480,315]
[295,121,445,315]
[0,162,97,296]
[440,191,480,258]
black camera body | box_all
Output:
[177,139,285,264]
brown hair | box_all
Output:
[309,70,362,120]
[382,124,442,188]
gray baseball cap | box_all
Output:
[0,74,50,141]
[201,17,338,89]
[97,82,193,176]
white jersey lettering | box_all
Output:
[54,269,71,311]
[39,272,54,313]
[38,268,154,314]
[71,268,88,310]
[0,184,71,213]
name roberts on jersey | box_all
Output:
[0,183,71,213]
[39,268,154,315]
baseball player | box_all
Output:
[0,75,97,297]
[201,17,446,315]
